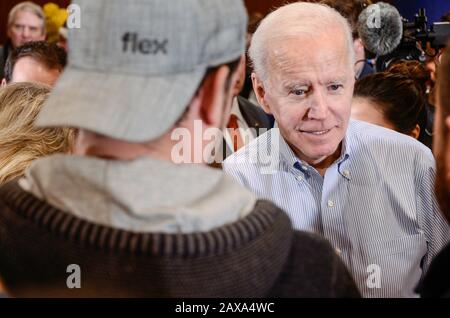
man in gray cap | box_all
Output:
[0,0,359,297]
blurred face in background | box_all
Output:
[11,56,61,87]
[351,97,397,130]
[351,96,420,139]
[7,10,45,48]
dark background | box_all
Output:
[1,0,448,45]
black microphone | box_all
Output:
[357,2,403,56]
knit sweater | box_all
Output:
[0,181,359,297]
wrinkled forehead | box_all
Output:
[267,33,353,81]
[12,10,44,26]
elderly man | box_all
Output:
[0,2,46,79]
[418,43,450,298]
[0,0,358,297]
[223,2,450,298]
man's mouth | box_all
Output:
[299,129,332,136]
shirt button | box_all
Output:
[335,248,342,256]
[327,200,335,208]
[301,165,308,171]
[343,170,350,178]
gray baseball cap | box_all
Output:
[37,0,248,142]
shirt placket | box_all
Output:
[320,161,352,266]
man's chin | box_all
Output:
[307,144,341,161]
[295,149,338,166]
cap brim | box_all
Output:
[36,66,206,142]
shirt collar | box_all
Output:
[278,127,352,179]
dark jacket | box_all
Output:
[0,41,12,80]
[418,243,450,298]
[237,95,274,132]
[357,60,374,80]
[212,96,274,167]
[0,181,359,298]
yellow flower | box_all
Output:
[43,3,59,15]
[43,2,68,43]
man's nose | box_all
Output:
[22,27,31,38]
[307,90,328,120]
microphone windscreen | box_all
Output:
[358,2,403,56]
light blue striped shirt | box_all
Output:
[223,120,450,298]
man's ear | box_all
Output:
[0,78,7,87]
[197,65,230,127]
[232,54,246,97]
[251,73,271,114]
[353,38,365,57]
[409,124,421,139]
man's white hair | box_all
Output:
[249,2,355,82]
[8,1,46,32]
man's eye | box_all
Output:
[292,89,307,96]
[329,84,343,91]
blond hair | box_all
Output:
[0,82,73,185]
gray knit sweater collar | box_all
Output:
[20,154,256,233]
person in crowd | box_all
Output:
[0,0,359,298]
[239,12,265,102]
[1,41,66,87]
[390,60,434,147]
[422,13,449,149]
[0,2,46,79]
[223,2,450,297]
[421,12,448,104]
[0,82,73,186]
[387,60,431,96]
[320,0,374,79]
[418,40,450,298]
[214,54,273,164]
[352,72,427,141]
